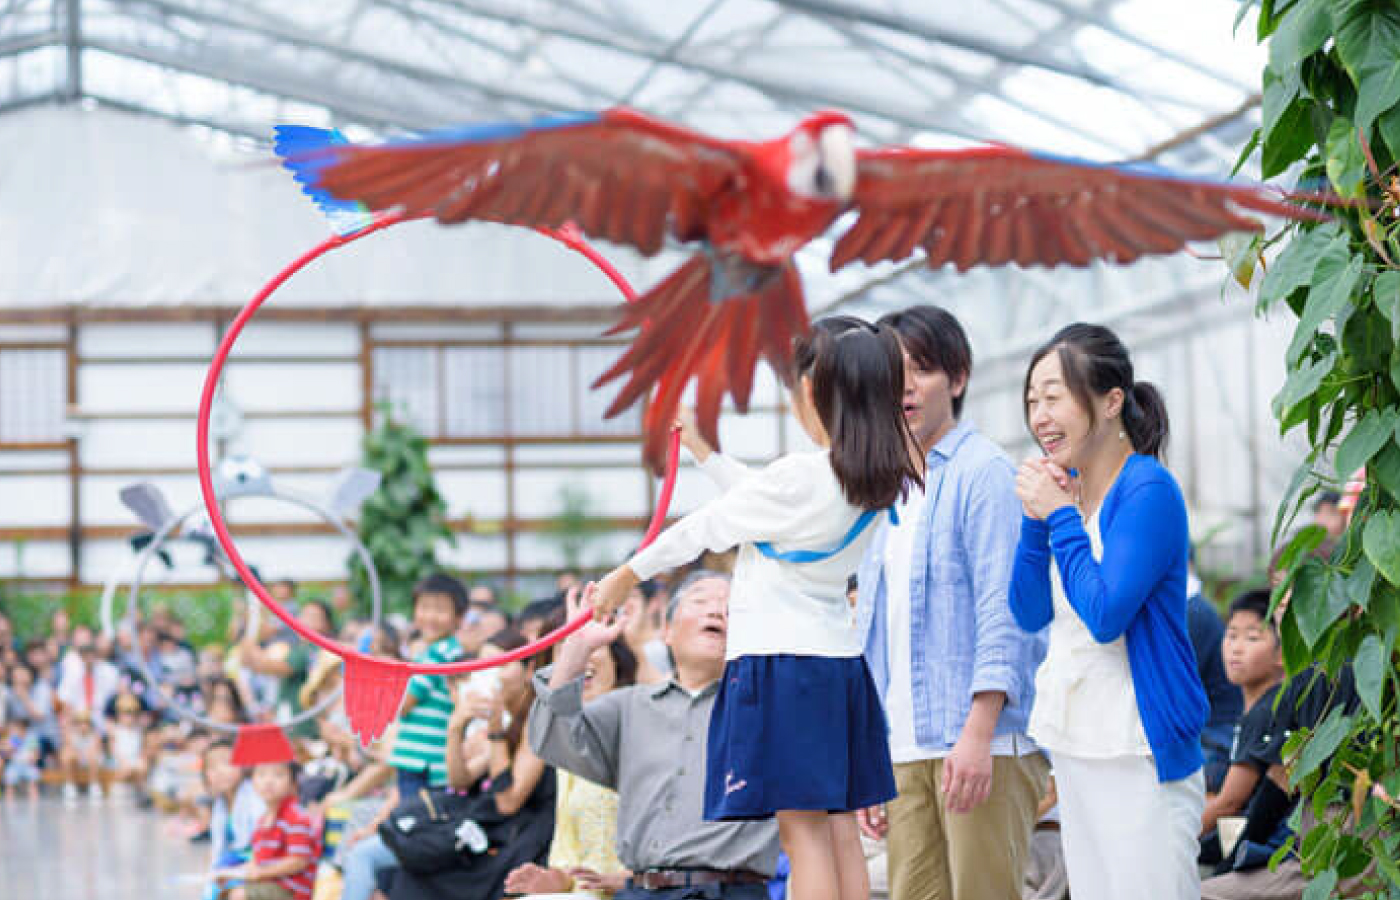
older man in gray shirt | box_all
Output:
[529,570,778,900]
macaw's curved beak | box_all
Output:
[818,124,857,201]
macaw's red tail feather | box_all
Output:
[230,723,296,766]
[596,252,809,474]
[343,655,410,747]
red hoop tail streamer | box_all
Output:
[198,215,679,746]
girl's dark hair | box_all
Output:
[792,316,923,509]
[1023,323,1169,460]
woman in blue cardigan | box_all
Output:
[1010,323,1208,900]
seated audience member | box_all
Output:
[383,628,556,900]
[57,637,121,725]
[516,598,564,642]
[468,583,499,610]
[507,635,639,896]
[1,718,42,801]
[204,740,266,900]
[530,572,780,900]
[215,759,320,900]
[241,601,336,730]
[1198,591,1284,865]
[59,710,105,804]
[1186,568,1243,793]
[1200,570,1375,899]
[459,604,509,659]
[619,585,666,685]
[1311,490,1345,539]
[106,690,150,792]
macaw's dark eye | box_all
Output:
[814,166,832,195]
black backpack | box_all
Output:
[378,771,550,875]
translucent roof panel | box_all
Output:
[0,0,1274,355]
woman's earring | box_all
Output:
[1119,429,1126,440]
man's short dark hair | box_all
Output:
[1228,590,1275,633]
[877,305,973,418]
[412,573,469,615]
[1314,491,1342,510]
[516,597,564,627]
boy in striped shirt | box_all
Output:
[387,573,468,795]
[217,760,320,900]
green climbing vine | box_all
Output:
[1247,0,1400,893]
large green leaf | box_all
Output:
[1293,706,1353,785]
[1292,562,1350,648]
[1269,0,1332,72]
[1337,409,1398,479]
[1260,223,1343,312]
[1353,633,1389,722]
[1336,2,1400,135]
[1280,599,1312,676]
[1273,453,1321,545]
[1325,117,1368,198]
[1373,443,1400,501]
[1273,350,1338,424]
[1364,511,1400,586]
[1263,63,1303,141]
[1376,271,1400,342]
[1262,98,1318,179]
[1344,556,1376,610]
[1380,104,1400,160]
[1302,869,1339,900]
[1286,250,1363,367]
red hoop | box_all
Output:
[197,213,681,744]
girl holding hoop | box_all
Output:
[1009,323,1208,900]
[588,316,921,900]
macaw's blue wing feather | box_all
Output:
[273,125,373,235]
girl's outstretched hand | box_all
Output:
[590,566,639,621]
[675,405,713,463]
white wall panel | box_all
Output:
[234,323,359,357]
[79,323,215,357]
[80,363,206,413]
[436,471,508,520]
[79,420,198,468]
[0,473,70,525]
[223,362,361,412]
[234,419,363,467]
[1,539,70,578]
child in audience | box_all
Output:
[205,740,266,900]
[106,691,149,793]
[216,759,320,900]
[1,718,42,801]
[1198,590,1285,859]
[59,710,105,804]
[386,573,468,795]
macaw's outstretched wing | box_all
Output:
[304,108,745,256]
[832,146,1329,272]
[593,252,808,473]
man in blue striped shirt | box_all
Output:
[855,306,1049,900]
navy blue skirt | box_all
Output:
[704,654,896,821]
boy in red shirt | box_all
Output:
[215,760,320,900]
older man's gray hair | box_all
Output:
[667,569,731,623]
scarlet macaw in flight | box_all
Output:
[283,109,1318,470]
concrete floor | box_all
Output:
[0,794,209,900]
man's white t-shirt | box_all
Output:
[883,462,1038,764]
